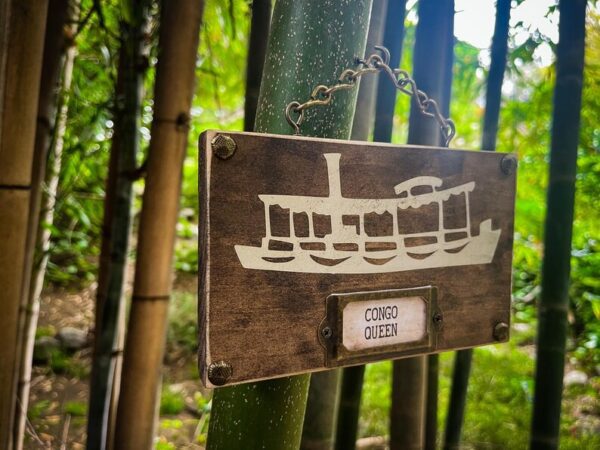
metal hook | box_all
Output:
[285,101,303,135]
[374,45,391,65]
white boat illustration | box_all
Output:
[234,153,500,274]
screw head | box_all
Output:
[212,134,237,160]
[207,361,233,386]
[433,312,443,325]
[493,322,509,342]
[500,155,517,175]
[321,326,333,339]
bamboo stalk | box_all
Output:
[14,2,77,448]
[444,1,511,448]
[244,0,271,132]
[425,7,454,447]
[443,349,472,450]
[530,1,587,448]
[391,358,427,450]
[425,354,439,450]
[207,1,373,448]
[112,1,204,448]
[372,0,408,143]
[301,370,342,450]
[300,4,387,450]
[481,0,512,152]
[390,1,454,449]
[335,3,389,449]
[335,365,366,450]
[87,2,151,449]
[350,0,388,141]
[0,1,49,447]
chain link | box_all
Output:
[285,46,456,147]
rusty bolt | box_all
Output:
[208,361,233,386]
[321,326,333,339]
[493,322,509,342]
[500,155,517,175]
[212,134,237,160]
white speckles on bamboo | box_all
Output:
[255,0,372,138]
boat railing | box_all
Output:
[261,224,473,253]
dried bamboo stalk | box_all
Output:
[113,1,203,448]
[0,1,49,447]
[13,3,77,448]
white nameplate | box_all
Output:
[342,296,427,351]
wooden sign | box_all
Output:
[198,130,517,387]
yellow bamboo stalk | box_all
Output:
[113,1,204,448]
[14,3,77,448]
[0,1,49,448]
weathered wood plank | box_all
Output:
[198,131,516,387]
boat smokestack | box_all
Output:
[324,153,342,198]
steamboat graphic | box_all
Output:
[234,153,500,274]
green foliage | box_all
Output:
[167,291,198,352]
[47,349,89,378]
[160,418,184,430]
[46,0,120,285]
[194,392,211,413]
[160,386,186,416]
[35,325,56,339]
[28,400,51,420]
[359,334,600,448]
[155,440,176,450]
[359,362,391,437]
[64,401,88,417]
[502,14,600,368]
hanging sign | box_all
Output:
[198,130,517,387]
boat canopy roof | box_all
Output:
[394,176,443,195]
[259,181,475,216]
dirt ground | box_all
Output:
[25,275,206,449]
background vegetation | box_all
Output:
[27,0,599,447]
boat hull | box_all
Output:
[234,220,501,274]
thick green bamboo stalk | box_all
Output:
[444,2,511,448]
[87,2,150,449]
[244,0,271,132]
[207,1,372,449]
[372,0,407,143]
[530,1,586,449]
[390,1,454,448]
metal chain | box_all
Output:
[285,46,456,147]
